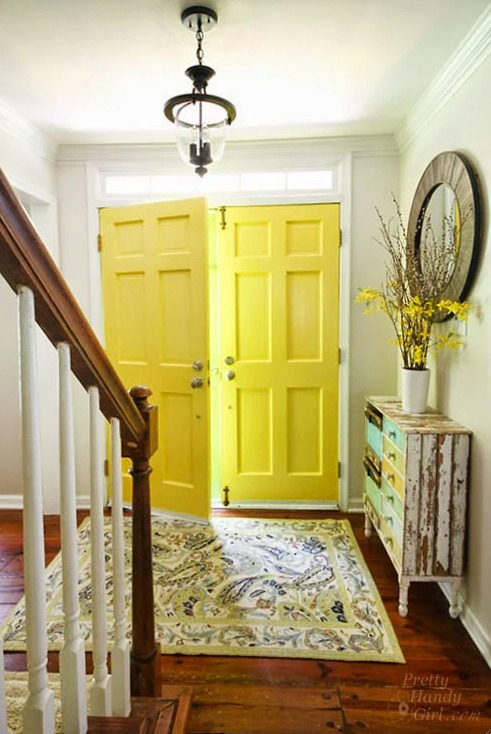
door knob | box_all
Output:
[224,355,235,365]
[224,370,235,381]
[192,360,204,371]
[190,377,204,389]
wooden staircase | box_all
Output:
[88,687,193,734]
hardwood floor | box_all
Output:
[1,508,490,733]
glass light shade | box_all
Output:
[175,100,228,174]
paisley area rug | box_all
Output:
[0,517,404,662]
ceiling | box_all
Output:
[0,0,488,145]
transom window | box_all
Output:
[102,169,335,198]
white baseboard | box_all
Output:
[210,499,339,511]
[439,581,491,670]
[0,494,362,515]
[0,494,92,511]
[0,494,23,509]
[347,497,364,513]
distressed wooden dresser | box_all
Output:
[363,396,471,617]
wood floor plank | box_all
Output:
[189,683,341,709]
[186,683,344,734]
[340,683,491,733]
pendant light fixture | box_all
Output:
[163,5,236,177]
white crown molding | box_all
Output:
[56,135,398,166]
[0,98,57,162]
[396,5,491,151]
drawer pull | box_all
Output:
[385,472,395,482]
[383,534,393,547]
[388,430,397,440]
[384,514,393,525]
[387,451,396,460]
[385,494,394,504]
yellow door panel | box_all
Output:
[219,204,339,503]
[100,198,210,518]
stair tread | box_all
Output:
[88,715,147,733]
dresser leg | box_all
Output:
[449,578,461,618]
[364,511,372,538]
[398,577,410,617]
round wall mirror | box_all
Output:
[407,151,481,322]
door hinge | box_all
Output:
[222,485,230,506]
[97,233,103,252]
[104,459,109,477]
[338,348,342,364]
[219,206,227,230]
[338,462,342,479]
[339,230,342,247]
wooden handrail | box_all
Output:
[0,167,145,448]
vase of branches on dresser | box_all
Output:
[357,197,472,414]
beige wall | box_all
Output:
[349,153,399,505]
[0,122,60,510]
[400,54,491,664]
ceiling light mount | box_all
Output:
[181,5,217,34]
[163,5,236,177]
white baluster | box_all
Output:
[110,418,131,716]
[0,639,7,733]
[58,343,88,733]
[89,386,112,715]
[18,286,55,734]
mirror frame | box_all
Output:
[407,151,481,322]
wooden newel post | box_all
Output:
[125,385,160,697]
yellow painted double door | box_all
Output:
[100,201,339,518]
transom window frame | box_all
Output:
[97,164,341,206]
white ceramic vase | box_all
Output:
[401,368,430,414]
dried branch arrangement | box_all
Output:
[357,197,472,370]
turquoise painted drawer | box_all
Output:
[366,421,382,458]
[381,490,403,544]
[365,405,383,458]
[365,472,381,515]
[381,476,403,520]
[383,416,406,453]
